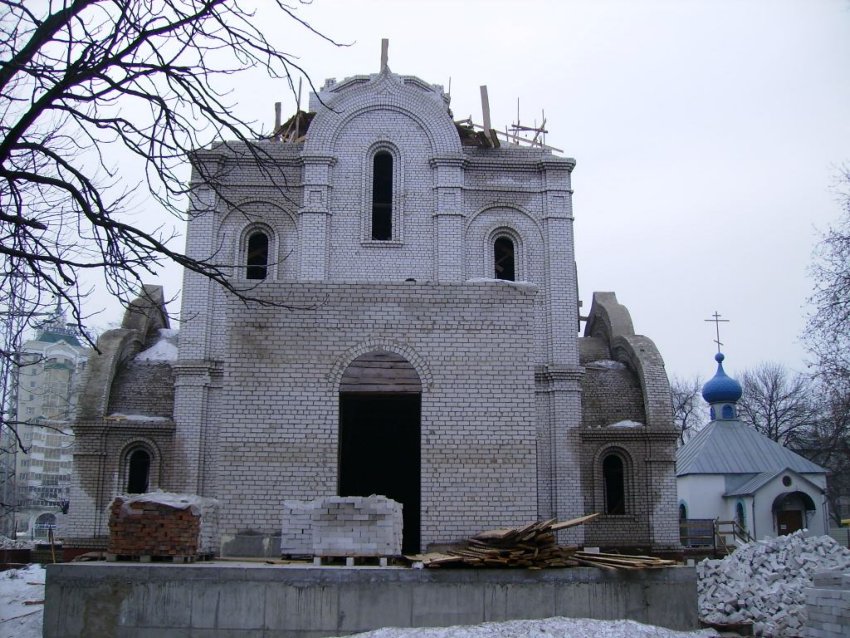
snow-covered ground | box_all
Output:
[0,564,45,638]
[341,619,718,638]
[0,562,717,638]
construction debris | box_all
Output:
[409,514,670,571]
[698,530,850,637]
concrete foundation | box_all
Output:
[44,563,698,637]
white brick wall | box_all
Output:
[66,67,680,554]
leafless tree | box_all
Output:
[805,167,850,385]
[738,362,820,448]
[795,381,850,524]
[800,167,850,522]
[0,1,341,444]
[670,374,705,445]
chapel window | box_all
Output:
[494,236,516,281]
[602,453,626,514]
[246,231,269,280]
[127,448,151,494]
[371,151,393,240]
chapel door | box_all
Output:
[777,510,803,535]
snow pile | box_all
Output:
[0,535,35,549]
[698,531,850,636]
[341,617,717,638]
[135,328,178,362]
[0,564,44,638]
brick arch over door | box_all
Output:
[326,340,433,392]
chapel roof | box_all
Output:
[676,418,826,476]
[723,468,823,497]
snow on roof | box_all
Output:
[106,413,170,421]
[676,419,826,477]
[607,420,644,429]
[116,490,218,516]
[585,360,627,370]
[135,328,178,362]
[465,278,538,291]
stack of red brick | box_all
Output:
[108,496,201,557]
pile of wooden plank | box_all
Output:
[573,551,677,571]
[410,514,598,569]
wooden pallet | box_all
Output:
[573,551,677,571]
[309,555,393,567]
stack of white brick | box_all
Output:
[806,570,850,638]
[281,495,402,557]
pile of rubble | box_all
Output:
[698,531,850,636]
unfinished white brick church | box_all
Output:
[65,54,681,555]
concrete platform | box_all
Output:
[44,562,699,637]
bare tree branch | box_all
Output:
[0,1,345,451]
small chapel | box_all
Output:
[63,51,681,555]
[677,353,828,541]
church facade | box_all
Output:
[64,63,680,555]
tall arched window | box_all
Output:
[603,454,626,514]
[246,231,269,280]
[371,152,393,240]
[494,236,515,281]
[127,449,151,494]
[735,501,746,530]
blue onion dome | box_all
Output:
[701,353,743,404]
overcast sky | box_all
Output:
[92,0,850,382]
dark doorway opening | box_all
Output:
[127,449,151,494]
[339,393,421,553]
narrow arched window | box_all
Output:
[603,454,626,514]
[679,503,687,520]
[246,231,269,280]
[494,236,515,281]
[127,449,151,494]
[372,152,393,240]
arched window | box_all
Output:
[494,236,516,281]
[34,513,57,539]
[679,503,687,520]
[602,454,626,514]
[246,231,269,280]
[126,448,151,494]
[371,151,393,240]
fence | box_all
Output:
[829,527,850,548]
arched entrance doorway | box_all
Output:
[773,491,816,535]
[338,350,421,553]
